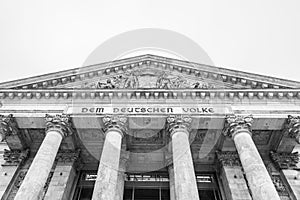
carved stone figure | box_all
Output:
[124,71,139,89]
[172,76,187,88]
[156,72,172,89]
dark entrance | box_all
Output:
[73,171,222,200]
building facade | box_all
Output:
[0,54,299,200]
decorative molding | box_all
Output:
[0,114,20,140]
[270,151,299,170]
[0,89,300,100]
[166,115,192,136]
[102,115,127,136]
[216,151,241,167]
[2,149,29,166]
[45,114,73,137]
[222,115,254,138]
[56,149,80,163]
[286,115,300,143]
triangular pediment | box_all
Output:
[1,54,299,90]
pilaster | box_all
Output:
[216,151,252,200]
[44,149,80,200]
[0,148,29,199]
[270,151,300,199]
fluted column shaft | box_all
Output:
[92,116,127,200]
[15,114,72,200]
[167,115,199,200]
[224,115,280,200]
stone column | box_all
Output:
[44,150,80,200]
[223,115,280,200]
[216,151,252,200]
[167,115,199,200]
[168,164,176,200]
[115,150,129,200]
[14,114,73,200]
[270,151,300,199]
[165,151,176,200]
[92,115,127,200]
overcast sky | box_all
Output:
[0,0,299,83]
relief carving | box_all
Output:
[216,151,241,167]
[285,115,300,143]
[82,69,215,89]
[56,149,80,163]
[2,149,29,166]
[0,114,20,140]
[270,151,299,170]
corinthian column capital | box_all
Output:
[166,115,192,136]
[0,114,20,141]
[45,114,73,137]
[286,115,300,143]
[222,114,254,138]
[102,115,127,137]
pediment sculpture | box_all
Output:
[82,70,215,89]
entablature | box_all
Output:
[1,89,300,102]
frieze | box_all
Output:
[45,114,73,137]
[270,151,299,170]
[222,115,254,138]
[216,151,241,167]
[2,149,29,166]
[285,115,300,143]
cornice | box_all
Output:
[0,55,298,89]
[0,89,300,101]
